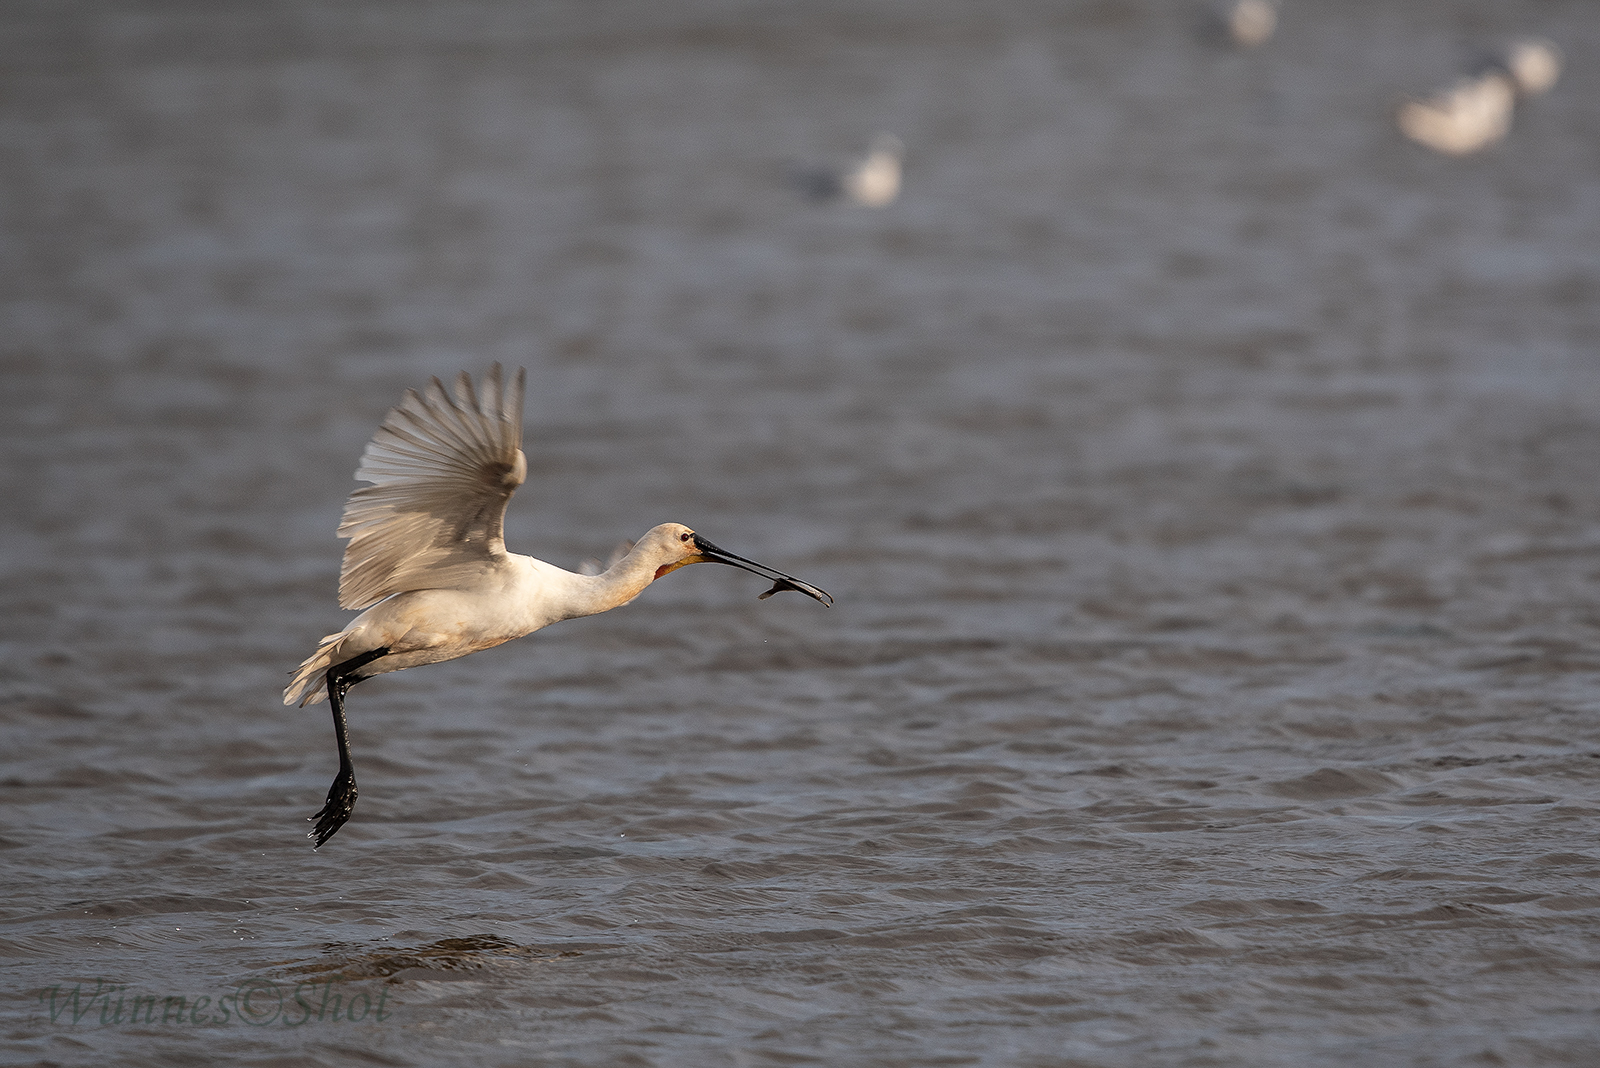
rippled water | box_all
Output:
[5,2,1600,1065]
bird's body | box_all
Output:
[288,544,661,704]
[286,366,831,845]
[1396,36,1563,157]
[1396,71,1516,156]
[1196,0,1278,50]
[1224,0,1277,49]
[842,134,904,208]
[787,134,904,208]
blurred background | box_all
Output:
[4,1,1600,1065]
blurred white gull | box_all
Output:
[1396,70,1516,156]
[788,134,904,208]
[1396,36,1562,156]
[1224,0,1278,48]
[1197,0,1278,49]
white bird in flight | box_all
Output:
[284,366,832,846]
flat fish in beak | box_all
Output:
[758,577,820,601]
[691,533,834,607]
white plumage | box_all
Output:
[787,134,904,208]
[1397,71,1516,157]
[338,366,527,612]
[1396,36,1563,157]
[1503,37,1562,98]
[1224,0,1277,49]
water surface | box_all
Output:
[4,1,1600,1064]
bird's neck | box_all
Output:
[564,545,661,618]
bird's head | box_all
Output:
[642,523,832,606]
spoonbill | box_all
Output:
[284,366,832,846]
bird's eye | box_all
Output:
[680,532,692,542]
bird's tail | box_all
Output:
[283,630,350,706]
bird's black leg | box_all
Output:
[309,646,389,848]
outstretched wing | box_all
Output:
[336,365,528,610]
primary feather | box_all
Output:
[336,365,528,610]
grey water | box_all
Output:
[5,1,1600,1065]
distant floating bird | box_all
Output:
[1397,70,1515,155]
[787,134,904,208]
[1397,36,1561,156]
[1224,0,1278,48]
[1198,0,1278,49]
[285,366,832,846]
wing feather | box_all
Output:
[336,365,528,609]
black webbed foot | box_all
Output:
[308,645,387,848]
[310,767,357,848]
